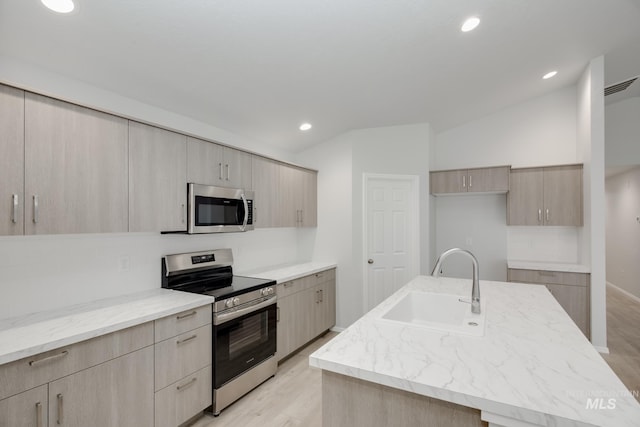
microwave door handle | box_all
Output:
[240,194,249,231]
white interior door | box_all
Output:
[364,174,419,311]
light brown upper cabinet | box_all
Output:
[24,93,129,235]
[430,166,510,195]
[279,164,318,227]
[507,164,583,226]
[129,122,187,232]
[251,155,280,228]
[0,84,24,236]
[186,137,252,190]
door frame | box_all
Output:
[362,173,420,311]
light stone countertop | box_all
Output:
[238,261,337,284]
[0,289,214,365]
[309,276,640,427]
[507,260,591,273]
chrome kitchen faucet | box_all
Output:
[431,248,481,314]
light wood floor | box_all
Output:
[191,331,338,427]
[601,284,640,401]
[191,288,640,426]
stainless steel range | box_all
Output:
[162,248,277,416]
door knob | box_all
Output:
[368,259,374,264]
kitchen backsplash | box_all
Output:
[507,226,582,264]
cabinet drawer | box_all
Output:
[308,269,336,287]
[278,277,305,298]
[507,269,589,287]
[0,384,47,427]
[278,269,336,299]
[154,324,212,391]
[154,365,212,427]
[154,304,211,343]
[0,322,153,400]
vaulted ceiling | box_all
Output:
[1,0,639,152]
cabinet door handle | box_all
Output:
[176,334,197,345]
[468,175,472,188]
[462,175,466,188]
[32,195,38,224]
[11,194,18,223]
[176,310,197,320]
[181,203,185,224]
[538,209,542,223]
[176,377,197,391]
[320,289,324,302]
[218,162,223,180]
[57,393,63,425]
[546,208,550,222]
[315,290,320,304]
[35,402,43,427]
[226,164,230,181]
[29,350,69,366]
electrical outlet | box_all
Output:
[118,255,131,272]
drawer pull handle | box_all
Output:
[36,402,43,427]
[29,350,69,366]
[176,310,197,320]
[57,393,63,425]
[12,194,18,224]
[284,282,294,288]
[538,209,542,223]
[177,377,197,391]
[176,334,197,345]
[538,271,557,277]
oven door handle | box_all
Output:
[240,193,249,231]
[214,296,276,325]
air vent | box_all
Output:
[605,77,638,96]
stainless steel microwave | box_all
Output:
[187,183,254,234]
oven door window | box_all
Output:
[214,303,276,388]
[195,196,245,227]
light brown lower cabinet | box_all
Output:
[276,269,336,362]
[48,347,154,427]
[0,385,48,427]
[154,365,212,427]
[508,268,590,338]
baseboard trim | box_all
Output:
[594,345,610,354]
[607,281,640,304]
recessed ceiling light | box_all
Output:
[461,17,480,32]
[299,123,312,131]
[41,0,75,13]
[543,71,558,80]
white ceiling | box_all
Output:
[1,0,640,153]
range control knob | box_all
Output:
[225,299,234,309]
[261,288,270,297]
[233,297,240,306]
[268,287,274,295]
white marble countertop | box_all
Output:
[238,261,337,284]
[508,260,591,273]
[310,276,640,427]
[0,289,214,365]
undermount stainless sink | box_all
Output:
[379,291,486,336]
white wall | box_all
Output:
[577,56,607,350]
[605,97,640,166]
[0,56,312,319]
[606,167,640,299]
[434,86,578,169]
[297,123,431,328]
[432,86,581,276]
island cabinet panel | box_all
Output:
[507,164,583,226]
[129,122,187,232]
[508,268,590,338]
[0,385,48,427]
[24,92,129,235]
[186,137,251,190]
[0,84,25,236]
[48,346,154,427]
[430,166,509,195]
[276,269,336,362]
[322,371,484,427]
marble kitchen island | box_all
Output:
[309,276,640,427]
